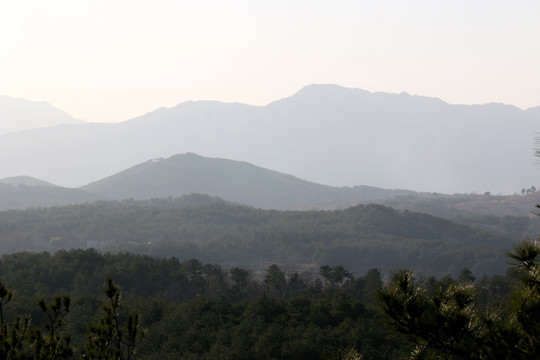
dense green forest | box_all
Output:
[379,240,540,359]
[0,194,537,358]
[0,195,518,276]
[0,248,528,359]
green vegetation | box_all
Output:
[379,240,540,359]
[0,250,404,359]
[0,276,142,360]
[0,246,533,359]
[0,196,513,276]
[0,191,536,358]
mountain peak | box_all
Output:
[0,85,538,193]
[290,84,370,100]
[0,95,85,134]
[82,153,395,209]
[0,176,55,187]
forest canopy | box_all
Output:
[0,246,532,359]
[0,196,517,276]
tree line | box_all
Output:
[0,245,535,359]
[0,197,515,276]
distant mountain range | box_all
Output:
[2,153,540,219]
[0,182,101,210]
[0,95,85,134]
[0,175,54,187]
[0,153,417,210]
[1,84,539,194]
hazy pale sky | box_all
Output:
[1,0,539,123]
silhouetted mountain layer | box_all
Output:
[81,153,417,209]
[0,183,103,210]
[0,175,54,187]
[2,153,539,217]
[0,95,84,134]
[1,85,538,194]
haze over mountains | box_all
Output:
[2,153,540,219]
[81,153,418,209]
[0,95,85,134]
[0,153,417,210]
[1,84,539,194]
[0,151,538,276]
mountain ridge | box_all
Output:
[0,175,55,187]
[2,152,540,218]
[0,95,86,134]
[81,153,417,209]
[1,84,539,193]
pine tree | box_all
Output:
[82,278,145,360]
[378,240,540,359]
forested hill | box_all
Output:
[2,153,539,216]
[80,153,417,209]
[0,182,104,210]
[0,196,513,276]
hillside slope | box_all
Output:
[0,85,538,194]
[81,153,417,209]
[0,198,512,276]
[0,181,105,210]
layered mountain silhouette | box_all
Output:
[1,85,539,194]
[0,175,54,187]
[0,95,85,134]
[0,182,102,210]
[0,153,419,210]
[2,153,539,218]
[81,153,416,209]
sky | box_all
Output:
[1,0,539,123]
